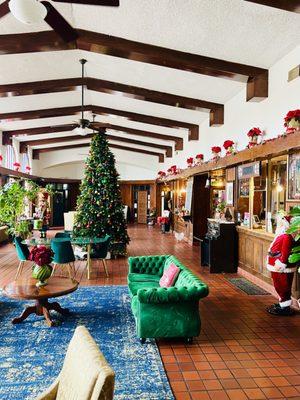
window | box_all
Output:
[5,145,15,170]
[21,153,30,173]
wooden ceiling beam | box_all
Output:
[19,132,173,157]
[0,77,224,125]
[0,105,198,141]
[244,0,300,13]
[2,123,183,150]
[32,142,165,162]
[0,29,268,100]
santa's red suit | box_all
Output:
[267,232,295,308]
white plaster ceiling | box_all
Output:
[0,0,299,173]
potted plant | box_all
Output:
[284,109,300,133]
[195,154,204,165]
[30,245,54,287]
[187,157,194,168]
[247,127,262,148]
[211,146,222,161]
[0,180,39,239]
[223,140,236,156]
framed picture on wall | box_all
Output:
[288,153,300,200]
[226,182,234,206]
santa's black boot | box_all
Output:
[267,305,295,316]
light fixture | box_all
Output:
[74,126,88,137]
[9,0,47,24]
[205,177,211,189]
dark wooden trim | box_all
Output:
[0,29,268,100]
[246,72,269,102]
[163,131,300,181]
[0,77,224,122]
[244,0,300,13]
[2,122,183,151]
[76,30,266,80]
[19,133,173,157]
[32,142,165,162]
[0,105,198,141]
[0,166,80,183]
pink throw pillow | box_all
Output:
[159,263,180,287]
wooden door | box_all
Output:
[192,174,211,242]
[137,191,148,224]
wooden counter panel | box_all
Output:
[238,227,273,284]
[237,227,300,301]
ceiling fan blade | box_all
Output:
[52,0,119,6]
[0,0,10,19]
[41,1,79,43]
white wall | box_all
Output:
[35,147,159,180]
[163,45,300,171]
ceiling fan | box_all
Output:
[73,58,91,136]
[0,0,119,42]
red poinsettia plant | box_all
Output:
[247,127,262,138]
[284,109,300,127]
[211,146,221,153]
[29,245,53,266]
[196,154,204,160]
[13,162,21,171]
[187,157,194,166]
[223,140,234,150]
[25,165,31,173]
[157,171,166,178]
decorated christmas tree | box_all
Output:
[74,130,129,256]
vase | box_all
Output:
[32,264,53,287]
[288,118,300,131]
[212,152,220,161]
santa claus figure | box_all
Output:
[267,215,296,316]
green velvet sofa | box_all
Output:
[127,255,209,343]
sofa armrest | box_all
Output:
[137,284,209,304]
[128,255,170,275]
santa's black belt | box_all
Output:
[268,251,281,257]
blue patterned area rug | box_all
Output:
[0,285,174,400]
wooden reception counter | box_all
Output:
[237,226,300,305]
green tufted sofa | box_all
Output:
[127,255,209,343]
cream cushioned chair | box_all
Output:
[36,326,115,400]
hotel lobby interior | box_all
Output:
[0,1,300,399]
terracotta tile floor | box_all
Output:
[1,224,300,400]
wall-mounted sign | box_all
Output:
[238,161,260,180]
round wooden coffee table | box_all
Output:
[3,277,79,327]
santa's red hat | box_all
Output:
[283,215,292,224]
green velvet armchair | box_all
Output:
[128,255,209,343]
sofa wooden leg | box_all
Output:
[140,338,146,344]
